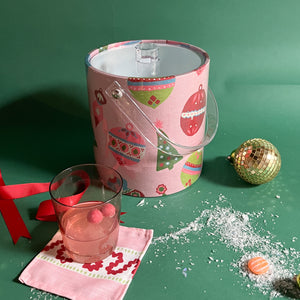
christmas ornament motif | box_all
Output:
[296,274,300,288]
[228,138,281,185]
[107,176,122,192]
[247,257,269,275]
[108,123,146,166]
[92,100,103,127]
[122,179,145,197]
[180,84,206,136]
[156,130,183,171]
[181,149,203,187]
[127,76,175,109]
[92,88,106,127]
[94,88,107,105]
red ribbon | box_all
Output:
[0,169,126,244]
[0,170,51,244]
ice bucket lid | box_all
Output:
[87,40,209,78]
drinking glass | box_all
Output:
[49,164,122,263]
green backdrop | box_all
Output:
[1,0,300,299]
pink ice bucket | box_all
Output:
[85,40,218,197]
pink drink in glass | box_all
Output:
[50,164,123,264]
[60,202,119,263]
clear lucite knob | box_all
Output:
[135,42,159,77]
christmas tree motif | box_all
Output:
[156,124,183,171]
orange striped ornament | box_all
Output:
[248,257,269,275]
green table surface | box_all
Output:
[1,1,300,299]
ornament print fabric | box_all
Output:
[87,40,210,196]
[19,226,153,300]
[108,123,146,166]
[156,130,183,171]
[180,85,206,136]
[127,76,176,109]
[181,149,203,188]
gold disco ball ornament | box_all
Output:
[296,274,300,288]
[228,138,281,185]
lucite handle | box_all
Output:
[105,81,218,156]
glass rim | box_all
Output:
[49,163,123,208]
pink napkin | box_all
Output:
[19,226,153,300]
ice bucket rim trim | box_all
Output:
[85,39,210,79]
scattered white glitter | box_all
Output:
[30,288,61,300]
[182,267,188,278]
[151,193,300,298]
[158,200,165,208]
[137,198,146,207]
[203,205,300,297]
[152,216,204,245]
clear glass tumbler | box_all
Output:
[49,164,122,263]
